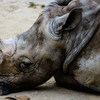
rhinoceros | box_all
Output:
[0,0,100,95]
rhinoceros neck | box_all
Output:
[63,3,100,73]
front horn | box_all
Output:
[0,38,16,56]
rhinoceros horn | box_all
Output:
[0,38,16,56]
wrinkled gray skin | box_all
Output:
[0,0,100,95]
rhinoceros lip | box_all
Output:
[0,81,21,95]
[0,82,13,95]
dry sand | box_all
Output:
[0,0,42,40]
[0,0,100,100]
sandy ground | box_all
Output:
[0,0,100,100]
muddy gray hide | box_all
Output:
[53,0,100,92]
[47,0,100,72]
[62,0,100,73]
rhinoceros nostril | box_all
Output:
[0,82,13,89]
[0,82,11,95]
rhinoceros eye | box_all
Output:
[17,57,32,72]
[21,57,32,68]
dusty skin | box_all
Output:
[0,0,100,100]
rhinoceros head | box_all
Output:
[0,0,83,95]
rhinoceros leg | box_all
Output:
[54,71,82,88]
[54,71,100,93]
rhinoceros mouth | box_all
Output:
[0,82,14,95]
[0,81,23,95]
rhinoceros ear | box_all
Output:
[47,8,82,40]
[0,38,16,56]
[56,8,82,31]
[63,8,82,30]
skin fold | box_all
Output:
[0,0,100,95]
